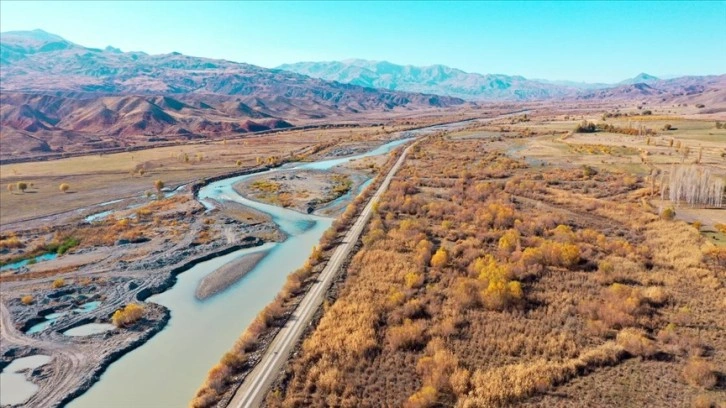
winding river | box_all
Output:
[67,121,474,408]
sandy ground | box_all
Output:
[195,250,269,300]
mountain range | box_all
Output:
[0,30,464,159]
[1,30,724,160]
[278,59,725,103]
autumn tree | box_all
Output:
[430,247,448,268]
[59,183,70,193]
[154,179,165,193]
[112,303,145,327]
[16,182,27,193]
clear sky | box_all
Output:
[1,1,724,82]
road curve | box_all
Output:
[226,138,417,408]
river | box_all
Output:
[67,120,477,408]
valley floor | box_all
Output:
[0,105,723,408]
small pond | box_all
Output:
[0,253,58,272]
[26,301,102,334]
[0,355,52,406]
[63,323,116,337]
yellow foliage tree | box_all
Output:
[404,271,424,289]
[430,247,448,268]
[112,303,145,327]
[498,229,519,253]
[154,179,165,193]
[481,279,523,311]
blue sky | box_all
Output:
[1,1,724,82]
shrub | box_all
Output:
[388,319,427,350]
[539,241,580,268]
[452,278,482,309]
[472,255,511,282]
[575,121,597,133]
[21,295,34,305]
[691,394,714,408]
[59,183,70,193]
[585,283,647,330]
[0,236,23,249]
[450,367,471,395]
[642,286,668,306]
[16,182,27,193]
[481,279,523,311]
[404,271,424,289]
[405,386,438,408]
[582,165,598,178]
[52,278,65,289]
[112,303,145,327]
[683,358,717,389]
[616,328,656,357]
[414,239,434,267]
[430,247,448,268]
[416,340,460,392]
[56,237,80,255]
[154,179,165,192]
[498,229,519,253]
[660,207,676,220]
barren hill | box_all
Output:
[0,30,465,159]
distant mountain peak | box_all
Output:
[0,29,71,45]
[277,59,570,100]
[619,73,660,85]
[1,28,65,40]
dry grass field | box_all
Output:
[267,121,725,407]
